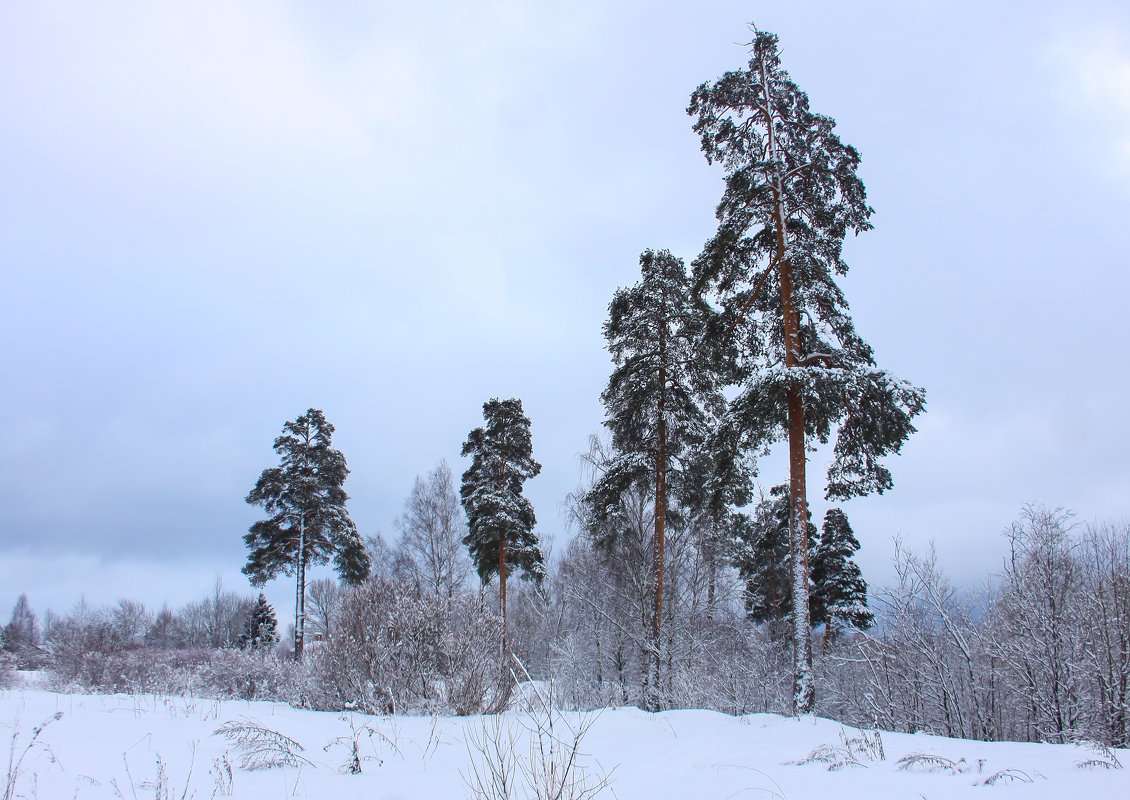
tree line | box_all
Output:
[5,489,1126,746]
[237,28,922,718]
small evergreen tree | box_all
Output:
[731,485,816,639]
[239,593,279,650]
[810,508,874,647]
[689,28,925,713]
[460,397,544,657]
[244,408,370,660]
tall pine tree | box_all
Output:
[689,29,925,713]
[585,249,722,710]
[460,398,544,659]
[244,408,370,660]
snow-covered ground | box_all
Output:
[2,680,1127,799]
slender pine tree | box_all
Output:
[689,28,925,713]
[460,398,544,659]
[585,249,722,710]
[244,408,369,660]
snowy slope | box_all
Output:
[2,686,1127,799]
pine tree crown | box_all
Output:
[687,30,925,502]
[243,408,371,587]
[586,249,734,537]
[460,398,545,584]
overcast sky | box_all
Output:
[2,0,1128,622]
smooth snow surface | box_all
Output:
[2,687,1128,799]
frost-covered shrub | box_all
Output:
[665,619,790,716]
[44,642,314,702]
[45,606,130,689]
[0,649,15,688]
[196,649,310,703]
[310,576,502,715]
[813,513,1130,747]
[44,600,196,693]
[47,644,201,694]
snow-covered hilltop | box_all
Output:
[2,686,1127,800]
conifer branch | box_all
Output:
[726,259,778,334]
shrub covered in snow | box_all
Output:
[0,648,14,689]
[308,576,503,715]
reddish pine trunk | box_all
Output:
[498,466,509,667]
[786,384,814,710]
[780,254,814,713]
[649,362,668,711]
[499,530,507,658]
[295,516,306,661]
[294,421,312,662]
[760,42,814,712]
[706,523,717,622]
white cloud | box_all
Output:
[0,1,610,187]
[1052,29,1130,174]
[0,0,624,329]
[1,3,421,188]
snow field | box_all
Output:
[2,687,1128,799]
